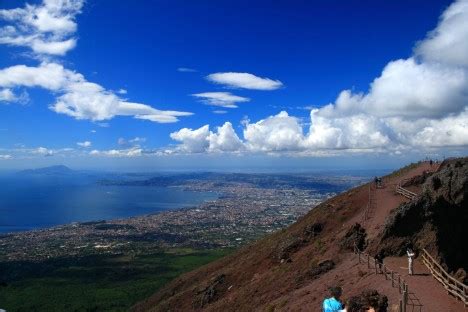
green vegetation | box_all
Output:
[0,248,232,312]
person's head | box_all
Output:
[329,286,342,299]
[346,296,364,312]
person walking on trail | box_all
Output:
[407,248,415,275]
[323,286,345,312]
[375,251,384,274]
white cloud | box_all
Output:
[318,58,467,119]
[213,110,227,114]
[192,92,249,108]
[415,0,468,67]
[170,122,244,153]
[118,137,146,147]
[0,154,12,160]
[89,147,143,157]
[243,111,305,152]
[207,72,283,90]
[117,88,127,94]
[0,88,16,102]
[167,0,468,155]
[177,67,197,72]
[33,146,54,156]
[208,122,244,152]
[170,125,210,153]
[0,0,83,56]
[77,141,91,148]
[0,62,193,123]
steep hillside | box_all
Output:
[372,157,468,281]
[132,159,467,312]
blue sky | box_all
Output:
[0,0,467,170]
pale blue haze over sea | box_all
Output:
[0,173,218,234]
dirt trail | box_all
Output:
[356,161,466,312]
[382,256,465,312]
[364,162,435,240]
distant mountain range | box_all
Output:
[18,165,75,175]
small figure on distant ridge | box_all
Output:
[323,286,345,312]
[406,248,415,275]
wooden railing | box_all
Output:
[421,249,468,306]
[353,245,419,312]
[362,184,372,221]
[395,179,417,200]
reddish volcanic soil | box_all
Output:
[133,161,466,312]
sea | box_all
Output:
[0,173,218,234]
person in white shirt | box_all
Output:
[407,248,415,275]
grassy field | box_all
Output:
[0,248,231,312]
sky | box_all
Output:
[0,0,467,171]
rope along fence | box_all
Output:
[353,245,422,312]
[421,249,468,307]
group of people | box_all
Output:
[373,176,383,188]
[375,248,415,275]
[322,287,379,312]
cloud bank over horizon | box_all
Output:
[169,0,468,156]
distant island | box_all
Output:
[18,165,75,176]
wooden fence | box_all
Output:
[421,249,468,307]
[363,184,372,222]
[353,246,419,312]
[395,180,417,200]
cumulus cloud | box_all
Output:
[169,0,468,155]
[243,111,305,152]
[206,72,283,90]
[77,141,91,147]
[0,0,83,56]
[415,0,468,67]
[0,62,193,123]
[192,92,250,108]
[170,122,244,153]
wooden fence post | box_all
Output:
[398,276,401,293]
[391,271,394,287]
[399,299,403,312]
[367,254,370,269]
[403,284,408,309]
[358,251,361,264]
[374,258,378,274]
[384,265,387,280]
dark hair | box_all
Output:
[329,286,342,298]
[346,296,365,312]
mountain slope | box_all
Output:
[132,159,467,312]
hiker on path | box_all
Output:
[407,248,415,275]
[323,286,345,312]
[375,251,384,274]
